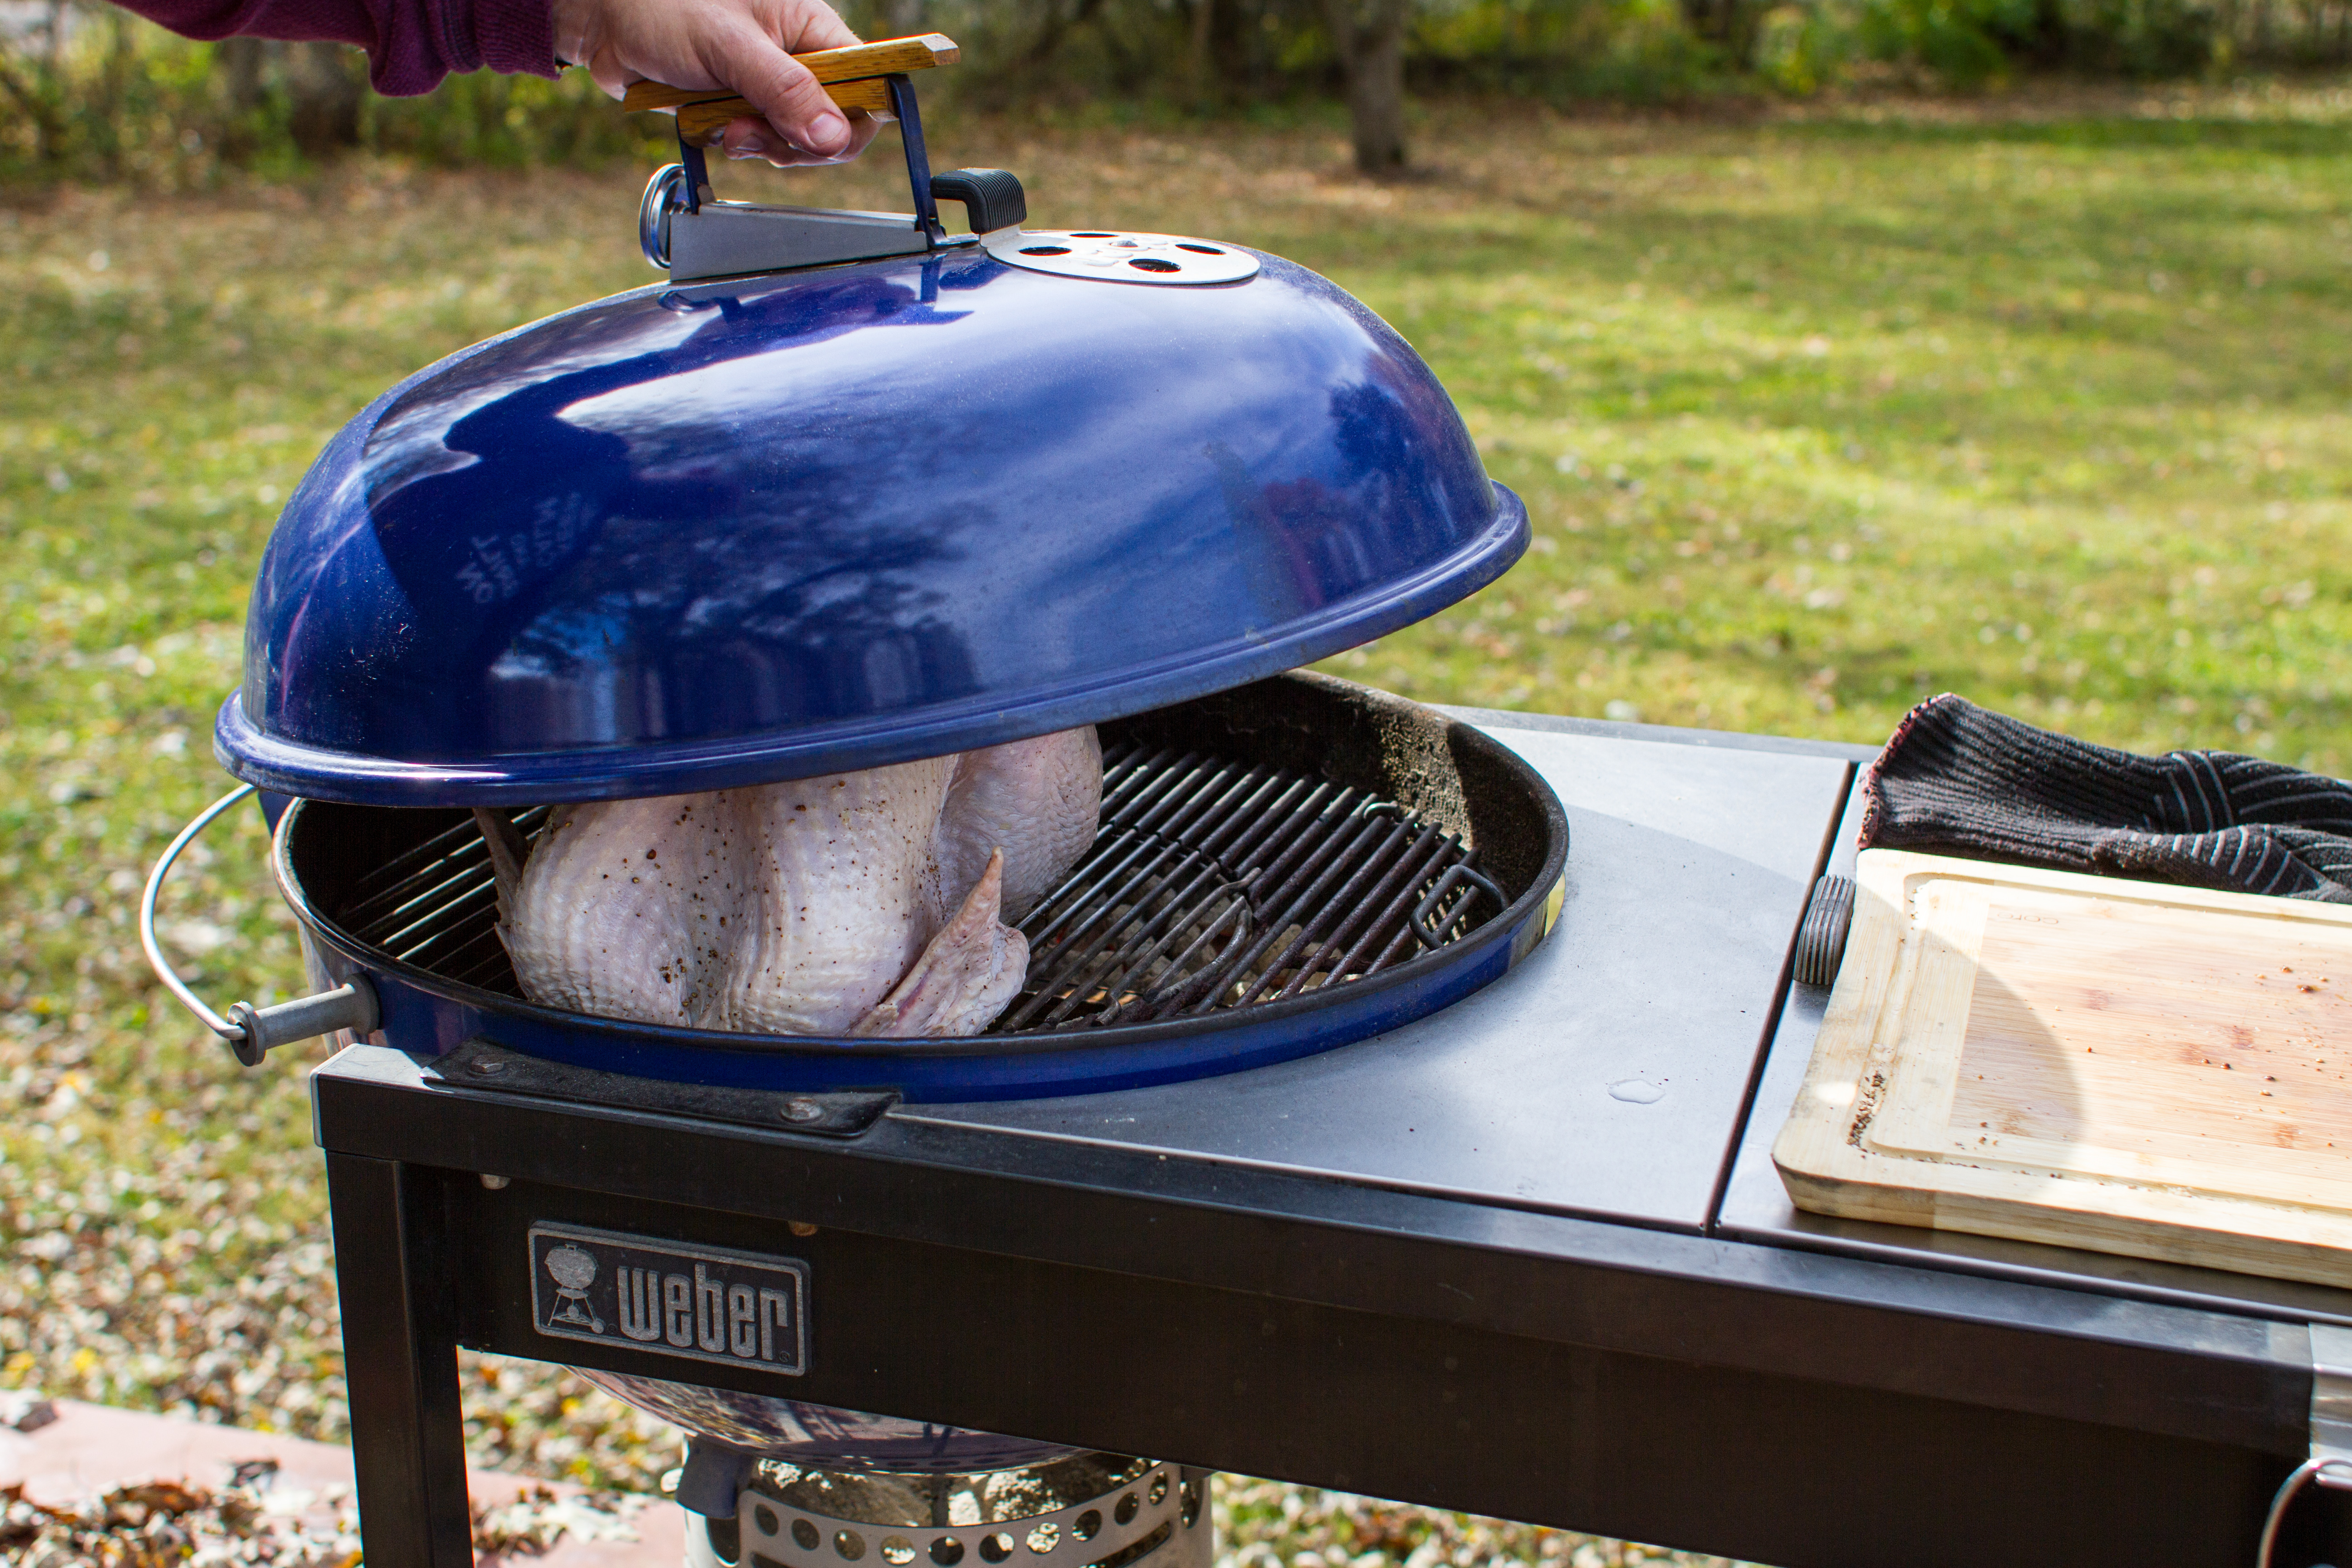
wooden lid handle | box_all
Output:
[622,33,957,145]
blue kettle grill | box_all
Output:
[143,41,1567,1550]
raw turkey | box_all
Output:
[479,728,1101,1039]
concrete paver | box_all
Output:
[0,1397,684,1565]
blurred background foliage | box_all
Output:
[3,0,2351,184]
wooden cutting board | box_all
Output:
[1774,848,2352,1287]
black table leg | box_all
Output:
[328,1153,473,1567]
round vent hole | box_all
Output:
[883,1539,917,1565]
[1072,1512,1102,1542]
[931,1539,965,1566]
[1176,244,1224,255]
[980,1534,1015,1564]
[838,1530,867,1561]
[794,1520,823,1551]
[755,1505,781,1537]
[1026,1524,1060,1554]
[1127,258,1181,273]
[1181,1480,1202,1529]
[1113,1494,1139,1526]
[1147,1473,1169,1506]
[1019,245,1072,256]
[1071,232,1116,238]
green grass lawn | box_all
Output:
[1,81,2347,1561]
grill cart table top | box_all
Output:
[306,714,2352,1568]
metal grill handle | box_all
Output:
[1409,861,1503,949]
[2256,1455,2352,1568]
[1793,874,1857,988]
[142,785,379,1068]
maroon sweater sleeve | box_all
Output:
[113,0,556,95]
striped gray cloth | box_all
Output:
[1860,694,2352,903]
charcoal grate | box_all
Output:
[328,741,1499,1036]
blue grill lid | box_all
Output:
[218,244,1524,805]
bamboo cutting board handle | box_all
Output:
[622,34,958,146]
[1773,847,2352,1288]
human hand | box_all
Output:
[551,0,887,168]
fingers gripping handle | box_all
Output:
[142,785,379,1068]
[621,33,958,147]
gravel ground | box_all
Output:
[2,1456,650,1565]
[1,1473,362,1568]
[2,1462,1741,1568]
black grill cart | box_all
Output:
[308,713,2352,1568]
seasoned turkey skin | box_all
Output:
[492,729,1099,1039]
[939,728,1104,920]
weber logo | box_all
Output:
[527,1223,808,1376]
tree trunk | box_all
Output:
[1189,0,1215,97]
[1021,0,1108,73]
[213,37,277,162]
[286,40,362,156]
[1678,0,1766,64]
[0,46,65,165]
[98,9,136,177]
[219,37,268,113]
[1324,0,1410,176]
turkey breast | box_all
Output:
[487,727,1100,1039]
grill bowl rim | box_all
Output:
[270,674,1569,1095]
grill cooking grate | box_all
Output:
[329,740,1500,1035]
[1004,739,1499,1030]
[333,804,553,996]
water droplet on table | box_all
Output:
[1607,1078,1665,1105]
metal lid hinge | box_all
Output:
[886,73,944,243]
[638,72,1027,284]
[677,132,711,212]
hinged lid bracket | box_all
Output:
[645,71,1019,283]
